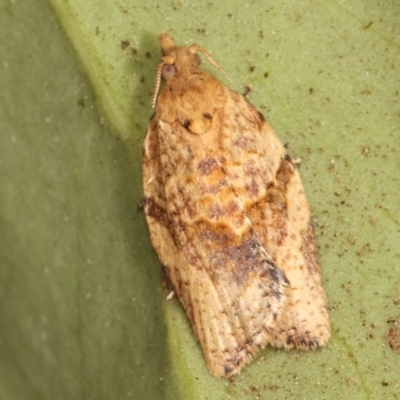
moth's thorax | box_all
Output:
[155,70,227,134]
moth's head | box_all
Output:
[151,33,230,108]
[159,33,202,81]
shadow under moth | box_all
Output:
[142,33,330,377]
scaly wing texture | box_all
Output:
[218,91,330,349]
[143,71,329,377]
[143,117,289,376]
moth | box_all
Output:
[142,33,330,377]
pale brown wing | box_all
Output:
[143,112,289,377]
[218,91,330,349]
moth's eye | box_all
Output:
[162,64,176,81]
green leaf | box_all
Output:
[1,0,399,399]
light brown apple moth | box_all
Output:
[142,33,330,377]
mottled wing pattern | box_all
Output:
[143,105,289,376]
[218,91,330,349]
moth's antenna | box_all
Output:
[190,44,232,83]
[152,62,163,108]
